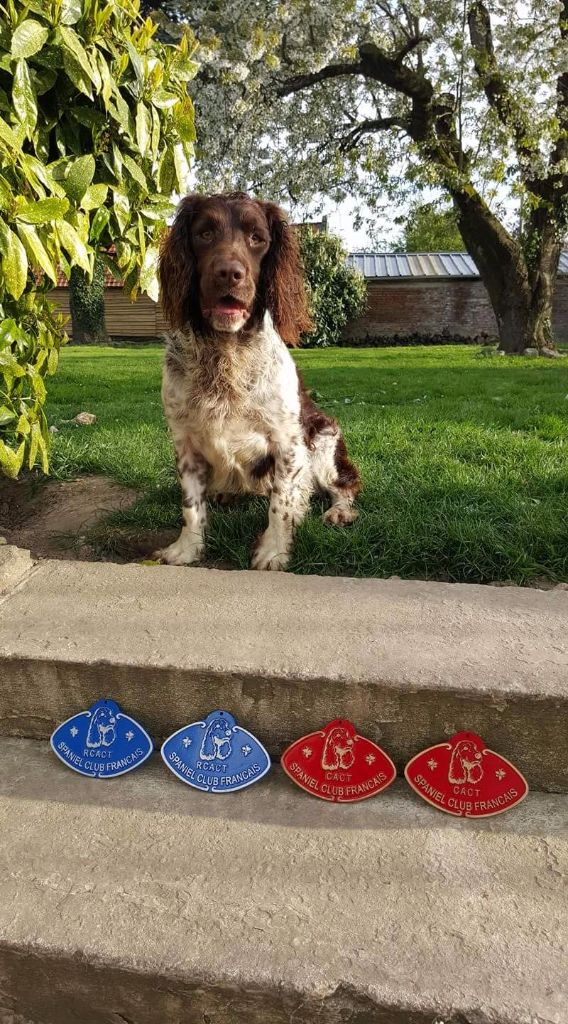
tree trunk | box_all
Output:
[495,288,532,354]
[69,254,109,345]
[524,212,562,351]
[449,187,559,353]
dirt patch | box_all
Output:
[87,524,178,563]
[0,476,138,561]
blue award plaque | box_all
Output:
[50,699,153,779]
[161,709,271,793]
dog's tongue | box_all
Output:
[216,296,248,315]
[217,302,245,314]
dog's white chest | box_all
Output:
[198,417,270,486]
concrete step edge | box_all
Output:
[1,549,567,791]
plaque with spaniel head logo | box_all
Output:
[281,719,396,802]
[50,699,153,778]
[161,710,271,793]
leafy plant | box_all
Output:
[0,0,198,476]
[0,288,64,477]
[69,254,108,344]
[298,228,367,347]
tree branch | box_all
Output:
[548,0,568,186]
[338,115,410,152]
[395,33,430,63]
[273,25,520,276]
[276,62,364,98]
[358,42,433,103]
[467,1,539,167]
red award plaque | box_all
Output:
[281,719,396,802]
[404,731,529,817]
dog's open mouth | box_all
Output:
[208,295,250,317]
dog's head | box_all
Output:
[454,740,480,764]
[327,727,353,752]
[208,717,232,743]
[159,192,312,344]
[92,707,116,731]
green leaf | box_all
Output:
[136,102,151,157]
[150,106,160,159]
[112,142,123,179]
[11,19,49,59]
[112,190,130,234]
[56,219,91,273]
[175,95,196,143]
[63,154,95,203]
[60,0,83,25]
[29,367,46,403]
[59,26,96,85]
[37,427,48,472]
[0,438,25,479]
[16,413,30,436]
[126,40,143,83]
[16,222,57,283]
[16,197,69,224]
[97,52,113,106]
[173,142,190,193]
[0,114,21,151]
[0,405,15,426]
[140,202,174,223]
[47,347,59,374]
[62,50,92,97]
[0,219,28,298]
[70,107,106,130]
[81,183,108,212]
[157,147,175,194]
[110,90,132,135]
[151,90,179,110]
[139,244,159,301]
[0,176,13,211]
[171,56,199,82]
[122,152,148,191]
[23,155,66,197]
[28,419,40,469]
[90,205,110,242]
[13,59,37,136]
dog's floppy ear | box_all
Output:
[258,202,313,346]
[159,194,201,330]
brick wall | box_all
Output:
[51,273,568,342]
[344,277,568,341]
[554,276,568,342]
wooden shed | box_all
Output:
[49,266,168,339]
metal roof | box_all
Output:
[349,251,568,279]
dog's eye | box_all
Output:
[199,229,213,241]
[250,231,264,244]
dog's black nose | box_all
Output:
[214,259,246,287]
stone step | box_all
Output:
[1,546,567,791]
[0,737,566,1024]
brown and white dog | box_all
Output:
[157,191,361,571]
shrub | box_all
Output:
[339,329,499,348]
[0,289,65,477]
[299,228,367,347]
[0,0,197,477]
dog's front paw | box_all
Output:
[153,536,204,566]
[251,533,289,572]
[323,505,359,526]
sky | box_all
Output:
[322,198,392,252]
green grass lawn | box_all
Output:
[45,343,568,584]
